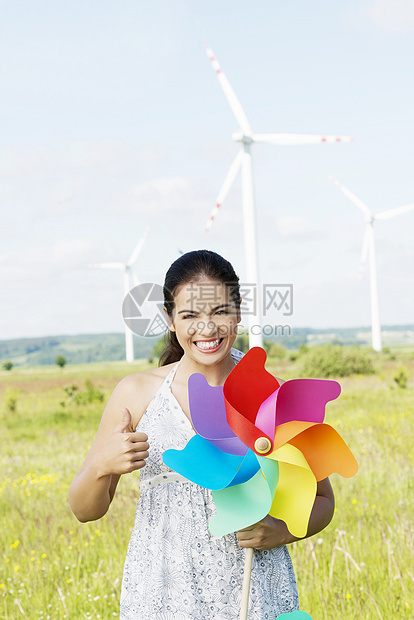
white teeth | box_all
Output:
[195,339,221,350]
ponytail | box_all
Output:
[159,331,184,366]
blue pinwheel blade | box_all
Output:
[163,435,259,490]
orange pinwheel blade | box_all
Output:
[288,423,358,481]
[273,420,318,450]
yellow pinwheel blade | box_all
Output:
[267,444,316,538]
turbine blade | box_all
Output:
[131,271,140,288]
[127,226,150,266]
[205,45,252,137]
[358,227,370,281]
[88,262,125,270]
[205,150,243,232]
[253,133,354,145]
[328,175,372,219]
[375,203,414,220]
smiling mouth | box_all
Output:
[193,338,223,352]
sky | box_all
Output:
[1,0,414,341]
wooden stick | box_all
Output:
[240,547,254,619]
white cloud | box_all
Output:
[0,238,93,277]
[62,139,146,174]
[52,238,93,262]
[130,177,192,213]
[276,216,323,239]
[0,145,57,180]
[368,0,414,32]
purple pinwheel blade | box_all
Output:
[189,374,248,456]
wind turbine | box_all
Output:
[204,46,353,348]
[329,176,414,352]
[89,227,150,362]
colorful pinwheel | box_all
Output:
[163,347,358,539]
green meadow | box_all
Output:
[0,354,413,619]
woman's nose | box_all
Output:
[196,317,218,338]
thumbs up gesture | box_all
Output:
[98,407,149,476]
[115,407,136,434]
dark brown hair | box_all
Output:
[159,250,240,366]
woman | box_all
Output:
[69,249,334,618]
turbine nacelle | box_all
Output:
[232,131,253,145]
[205,44,356,350]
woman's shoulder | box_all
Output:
[119,362,177,398]
[111,362,178,427]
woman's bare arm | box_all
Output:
[68,374,151,523]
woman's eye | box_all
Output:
[215,310,228,315]
[183,314,197,319]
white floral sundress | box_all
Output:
[120,350,299,619]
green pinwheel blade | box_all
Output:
[209,456,279,536]
[278,612,313,619]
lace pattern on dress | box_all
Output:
[120,349,299,619]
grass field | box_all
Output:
[0,355,413,619]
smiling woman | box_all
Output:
[160,249,242,367]
[69,250,334,618]
[165,278,241,360]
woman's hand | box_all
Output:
[236,478,335,550]
[94,407,149,478]
[236,516,294,550]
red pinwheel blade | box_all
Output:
[223,347,279,454]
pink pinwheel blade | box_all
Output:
[254,389,277,438]
[255,379,340,437]
[275,379,341,426]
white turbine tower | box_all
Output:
[89,227,150,363]
[329,176,414,352]
[205,46,354,348]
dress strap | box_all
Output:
[162,362,180,391]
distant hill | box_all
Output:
[0,325,413,367]
[0,333,156,367]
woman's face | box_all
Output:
[168,279,241,364]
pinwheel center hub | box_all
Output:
[254,437,272,455]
